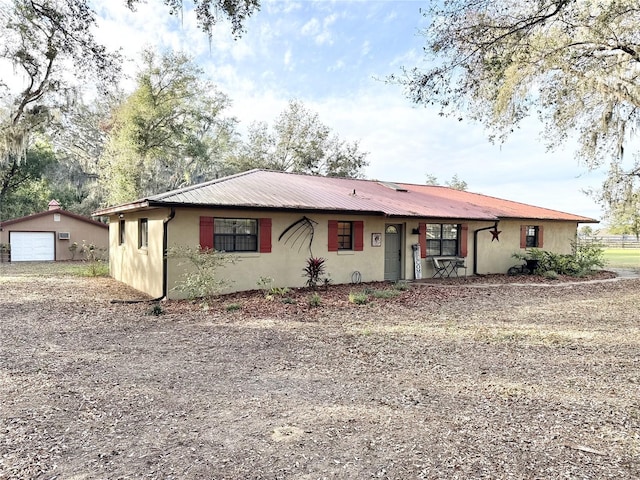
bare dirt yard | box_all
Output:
[1,263,639,479]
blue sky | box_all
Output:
[24,1,614,220]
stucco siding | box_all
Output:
[106,207,579,299]
[108,210,166,298]
[166,209,391,299]
[473,219,577,274]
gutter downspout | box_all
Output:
[473,221,499,276]
[159,207,176,300]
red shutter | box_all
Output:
[419,222,427,258]
[199,216,215,251]
[460,223,468,257]
[354,221,364,251]
[259,218,272,253]
[520,225,527,249]
[328,220,338,252]
[538,226,544,248]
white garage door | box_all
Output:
[10,232,55,261]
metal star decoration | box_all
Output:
[491,228,502,242]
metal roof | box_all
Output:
[93,169,597,222]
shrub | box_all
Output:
[257,277,291,299]
[542,270,559,280]
[71,241,109,276]
[393,280,409,291]
[371,289,400,299]
[168,245,237,301]
[349,291,369,304]
[225,303,242,312]
[256,276,275,296]
[518,242,606,277]
[573,240,606,273]
[82,261,110,277]
[69,242,79,260]
[147,303,165,316]
[80,241,107,263]
[271,286,290,296]
[303,257,326,289]
[308,292,322,307]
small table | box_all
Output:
[432,256,465,278]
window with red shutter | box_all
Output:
[328,220,364,251]
[521,225,542,248]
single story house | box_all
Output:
[0,200,109,262]
[93,169,597,299]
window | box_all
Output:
[426,223,459,256]
[138,218,148,249]
[214,218,258,252]
[119,219,125,245]
[525,226,538,247]
[328,220,364,252]
[337,221,353,250]
[520,225,544,248]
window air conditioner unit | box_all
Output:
[58,232,71,240]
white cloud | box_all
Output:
[283,48,293,68]
[362,40,371,56]
[301,18,320,36]
[384,11,398,22]
[315,31,333,46]
[264,0,302,15]
[323,13,339,28]
[328,60,346,72]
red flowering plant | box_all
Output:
[303,257,326,289]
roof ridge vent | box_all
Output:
[378,181,408,192]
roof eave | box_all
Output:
[92,201,151,217]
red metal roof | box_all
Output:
[93,169,597,222]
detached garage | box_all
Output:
[0,201,108,262]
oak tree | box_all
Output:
[229,100,369,178]
[395,0,640,215]
[100,50,237,205]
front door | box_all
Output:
[384,224,402,281]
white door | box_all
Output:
[10,232,55,261]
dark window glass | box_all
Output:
[526,226,539,247]
[119,219,125,245]
[138,218,148,249]
[337,221,353,250]
[214,218,258,252]
[426,224,459,256]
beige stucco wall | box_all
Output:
[166,209,394,299]
[108,209,166,298]
[106,208,579,299]
[0,212,109,261]
[472,219,578,275]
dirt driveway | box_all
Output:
[1,264,639,479]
